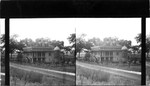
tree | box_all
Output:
[84,41,93,50]
[135,33,141,47]
[9,34,19,58]
[0,34,5,45]
[146,35,150,58]
[0,34,5,65]
[0,34,5,52]
[118,39,132,48]
[103,37,119,46]
[51,40,64,49]
[67,33,76,48]
[16,41,26,51]
[21,38,35,47]
[76,34,87,58]
[16,52,23,63]
[130,45,140,54]
[88,37,102,46]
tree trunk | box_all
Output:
[11,52,12,61]
[79,52,80,58]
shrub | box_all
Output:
[10,67,76,86]
[84,53,91,61]
[26,71,43,83]
[10,68,43,83]
[77,65,110,83]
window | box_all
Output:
[109,51,113,56]
[116,52,119,55]
[49,53,51,56]
[38,52,41,57]
[42,53,45,57]
[110,57,113,61]
[105,52,109,56]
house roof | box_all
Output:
[54,46,60,51]
[23,46,54,52]
[121,46,128,50]
[91,46,122,51]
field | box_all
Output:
[1,74,5,85]
[11,62,75,73]
[79,60,141,72]
[76,65,140,85]
[10,67,75,86]
[1,64,5,86]
[146,62,150,86]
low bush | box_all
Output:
[10,67,75,86]
[77,65,139,85]
[77,65,110,82]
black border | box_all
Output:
[0,0,149,18]
[142,17,146,85]
[5,18,10,86]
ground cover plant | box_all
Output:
[10,67,75,86]
[11,61,75,73]
[1,63,5,86]
[76,65,140,85]
[79,60,141,72]
[146,63,150,86]
[1,74,5,85]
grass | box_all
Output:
[1,64,5,73]
[10,67,75,86]
[76,65,140,85]
[79,60,141,72]
[11,62,75,73]
[1,75,5,85]
[146,65,150,86]
[1,63,5,86]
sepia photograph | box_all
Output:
[9,18,76,86]
[0,19,5,85]
[146,18,150,86]
[75,18,141,85]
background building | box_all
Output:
[90,46,128,62]
[23,46,55,63]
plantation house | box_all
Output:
[23,46,56,63]
[91,46,128,62]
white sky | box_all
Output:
[8,18,141,46]
[0,19,5,35]
[146,18,150,35]
[76,18,141,46]
[0,19,5,46]
[10,18,76,46]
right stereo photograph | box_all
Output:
[146,18,150,86]
[76,18,141,85]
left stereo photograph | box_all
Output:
[9,18,76,86]
[0,19,5,86]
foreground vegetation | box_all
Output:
[78,60,141,72]
[11,61,75,73]
[1,74,5,85]
[146,64,150,86]
[76,65,140,85]
[10,67,75,86]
